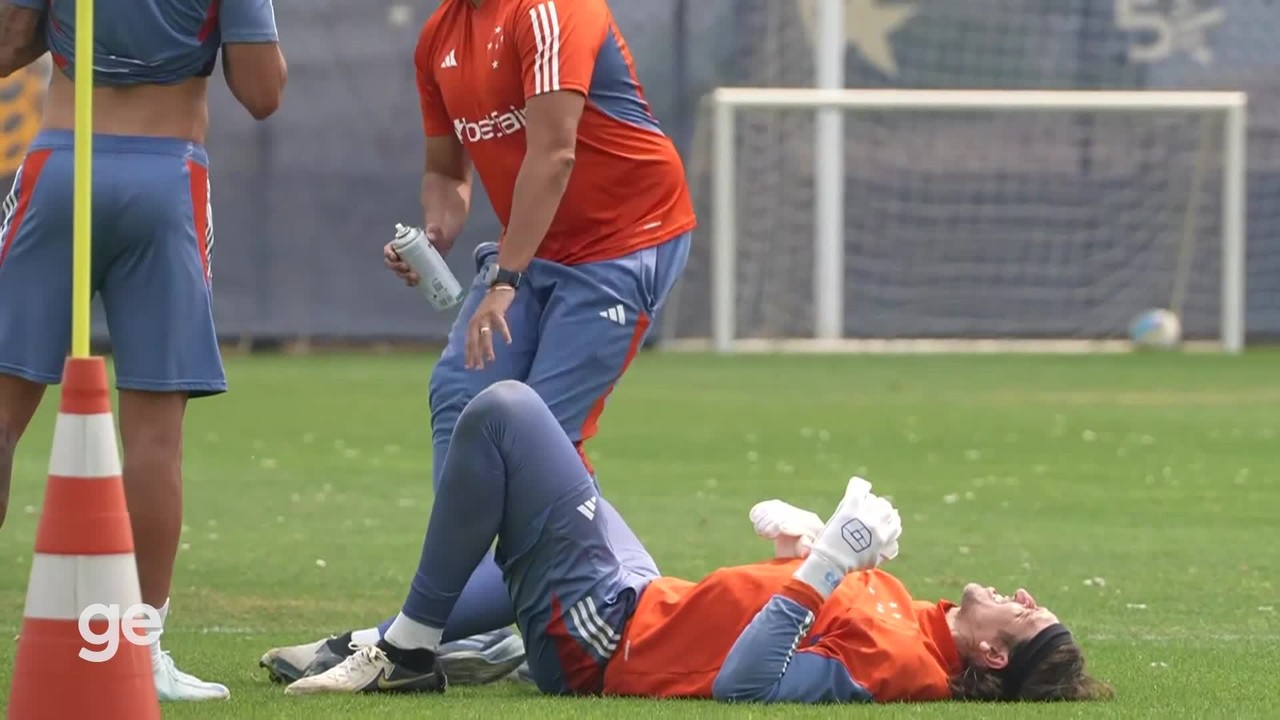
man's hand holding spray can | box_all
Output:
[387,223,465,310]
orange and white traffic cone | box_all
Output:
[7,358,160,719]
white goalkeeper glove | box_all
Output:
[793,477,903,599]
[748,500,826,559]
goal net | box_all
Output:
[661,1,1255,354]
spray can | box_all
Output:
[389,223,465,311]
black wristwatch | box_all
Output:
[484,265,524,290]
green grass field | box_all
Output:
[1,351,1278,718]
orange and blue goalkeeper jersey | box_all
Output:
[602,559,961,703]
[414,0,696,266]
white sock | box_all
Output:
[350,627,381,647]
[792,553,846,601]
[383,612,443,652]
[148,598,171,662]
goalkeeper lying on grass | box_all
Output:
[264,380,1113,703]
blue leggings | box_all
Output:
[402,381,656,682]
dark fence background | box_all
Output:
[0,0,1272,343]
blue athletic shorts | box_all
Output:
[428,232,691,484]
[501,480,659,695]
[0,131,224,396]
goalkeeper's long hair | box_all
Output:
[948,633,1114,702]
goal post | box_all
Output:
[699,88,1248,355]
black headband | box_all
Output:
[1002,623,1073,700]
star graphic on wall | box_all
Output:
[796,0,919,77]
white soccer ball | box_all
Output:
[1128,308,1182,350]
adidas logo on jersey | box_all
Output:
[577,496,598,521]
[599,304,627,325]
[441,49,458,69]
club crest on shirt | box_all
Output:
[486,25,505,70]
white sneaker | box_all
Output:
[285,645,445,696]
[809,477,902,575]
[749,499,825,558]
[260,637,328,684]
[152,647,230,701]
[260,632,361,684]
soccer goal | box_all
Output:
[667,88,1248,355]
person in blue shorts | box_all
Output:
[0,0,286,702]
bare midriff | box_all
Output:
[41,70,209,144]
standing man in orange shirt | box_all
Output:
[258,0,695,686]
[280,381,1112,703]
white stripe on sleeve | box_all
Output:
[528,1,562,94]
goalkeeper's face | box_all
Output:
[952,584,1060,669]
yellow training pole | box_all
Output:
[70,0,93,358]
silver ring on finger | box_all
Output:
[479,326,492,334]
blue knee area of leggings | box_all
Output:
[399,383,544,637]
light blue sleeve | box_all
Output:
[219,0,279,43]
[7,0,47,11]
[712,595,874,705]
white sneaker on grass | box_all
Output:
[260,632,359,684]
[285,643,446,696]
[152,646,230,701]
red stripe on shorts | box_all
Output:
[0,148,53,272]
[576,312,652,474]
[546,595,607,694]
[187,159,210,283]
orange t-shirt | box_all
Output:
[602,559,962,702]
[415,0,696,265]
